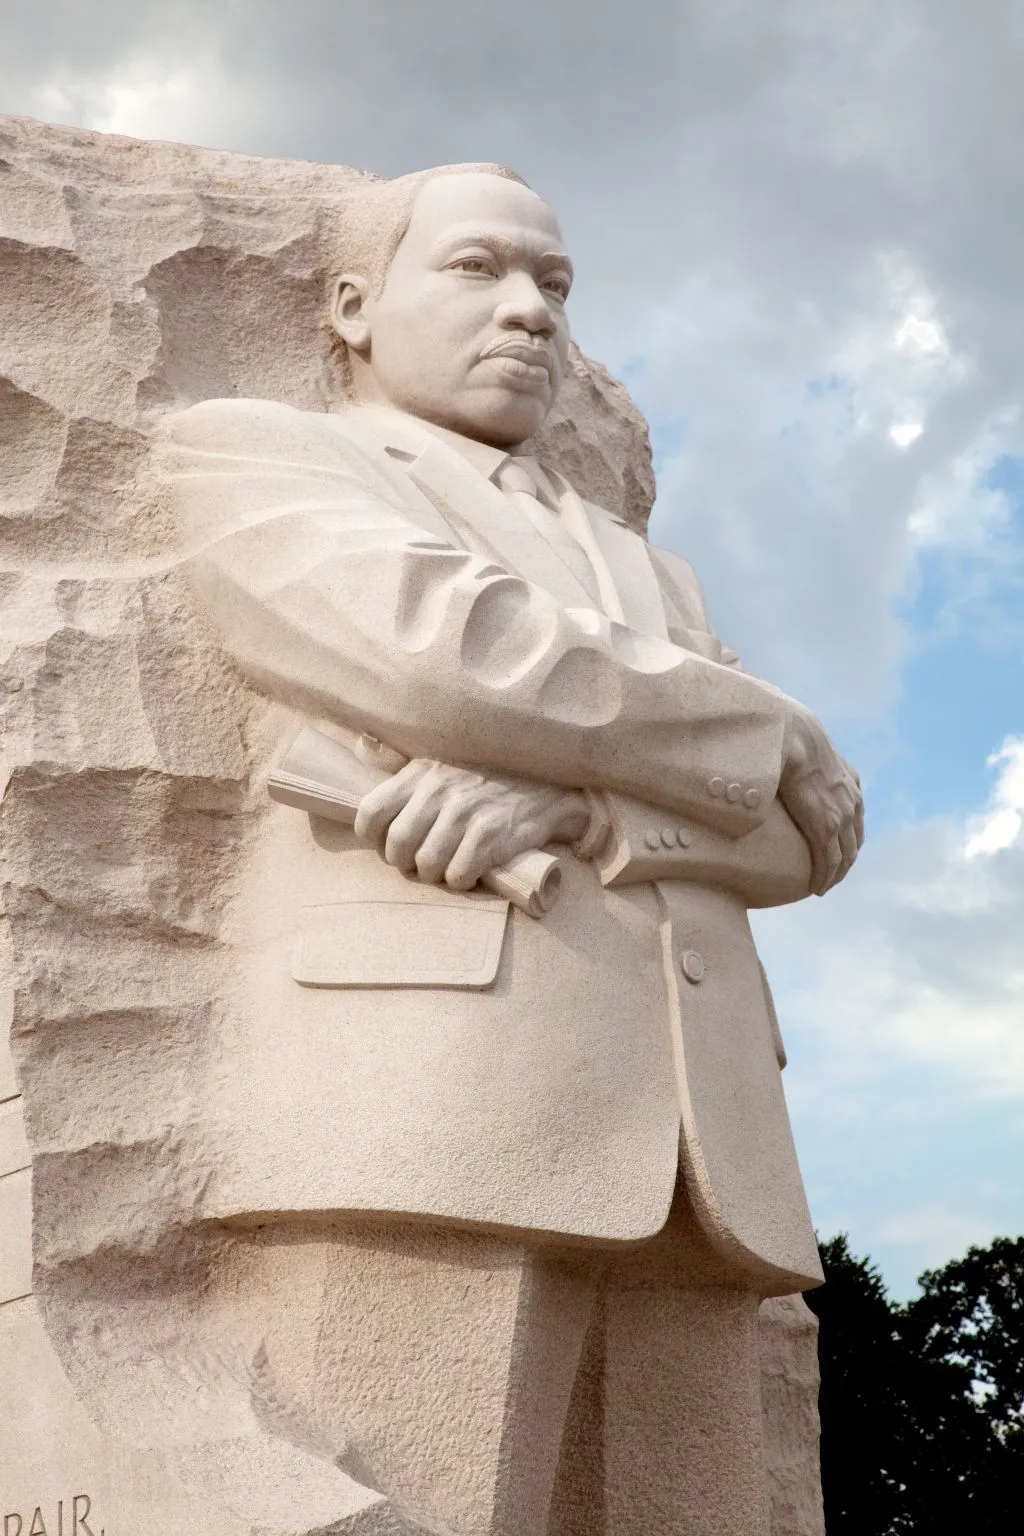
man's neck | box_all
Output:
[346,401,526,479]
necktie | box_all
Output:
[494,459,601,604]
[495,459,545,502]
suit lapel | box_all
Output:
[342,406,667,631]
[403,437,601,610]
[585,507,669,639]
[544,468,669,640]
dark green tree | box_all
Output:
[807,1234,916,1534]
[807,1234,1024,1534]
[899,1237,1024,1530]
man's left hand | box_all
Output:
[354,760,590,890]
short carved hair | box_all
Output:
[327,162,530,393]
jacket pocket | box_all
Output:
[293,889,510,989]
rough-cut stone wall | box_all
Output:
[0,113,821,1534]
[759,1295,827,1536]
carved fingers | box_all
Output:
[780,711,865,897]
[407,780,510,888]
[355,759,589,891]
[354,758,435,853]
[356,760,486,875]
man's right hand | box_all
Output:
[779,707,864,896]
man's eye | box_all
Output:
[541,278,570,302]
[451,258,493,276]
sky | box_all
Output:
[2,0,1022,1299]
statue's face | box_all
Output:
[345,173,573,446]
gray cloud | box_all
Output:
[5,0,1021,724]
[4,0,1024,1284]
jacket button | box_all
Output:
[707,776,725,797]
[726,781,742,802]
[661,827,677,848]
[743,787,761,808]
[644,828,661,850]
[676,826,692,847]
[680,950,705,984]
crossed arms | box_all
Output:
[162,398,861,898]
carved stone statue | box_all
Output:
[1,123,854,1536]
[154,165,861,1534]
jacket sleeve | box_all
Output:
[160,397,788,837]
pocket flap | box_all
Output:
[293,892,510,989]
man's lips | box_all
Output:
[479,337,555,381]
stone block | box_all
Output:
[0,111,825,1535]
[759,1294,826,1536]
[0,1167,32,1306]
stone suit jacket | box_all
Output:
[160,397,824,1292]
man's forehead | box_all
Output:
[407,173,567,254]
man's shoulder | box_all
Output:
[158,399,410,546]
[159,397,380,465]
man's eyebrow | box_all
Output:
[432,231,574,278]
[541,250,575,279]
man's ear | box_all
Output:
[330,274,373,352]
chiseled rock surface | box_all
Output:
[759,1294,826,1536]
[0,110,653,1535]
[0,112,814,1533]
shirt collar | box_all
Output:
[347,403,522,484]
[412,417,514,482]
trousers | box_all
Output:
[222,1178,774,1536]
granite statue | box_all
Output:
[156,164,861,1534]
[0,118,852,1536]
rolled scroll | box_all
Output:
[268,726,563,919]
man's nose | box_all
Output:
[494,274,556,336]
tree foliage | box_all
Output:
[805,1234,1024,1534]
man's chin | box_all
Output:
[445,386,553,448]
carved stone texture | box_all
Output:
[759,1295,826,1536]
[0,112,654,1535]
[531,349,656,539]
[0,113,815,1535]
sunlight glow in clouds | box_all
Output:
[964,738,1024,858]
[895,315,946,354]
[879,308,954,452]
[890,420,925,448]
[30,57,231,148]
[94,66,207,138]
[3,0,1022,1296]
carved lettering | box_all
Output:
[0,1500,95,1536]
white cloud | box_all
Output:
[2,0,1023,721]
[90,61,225,142]
[895,315,946,353]
[873,1204,1005,1263]
[755,729,1024,1161]
[3,0,1024,1286]
[890,421,924,447]
[757,747,1024,1289]
[965,737,1024,858]
[19,52,236,152]
[907,415,1019,549]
